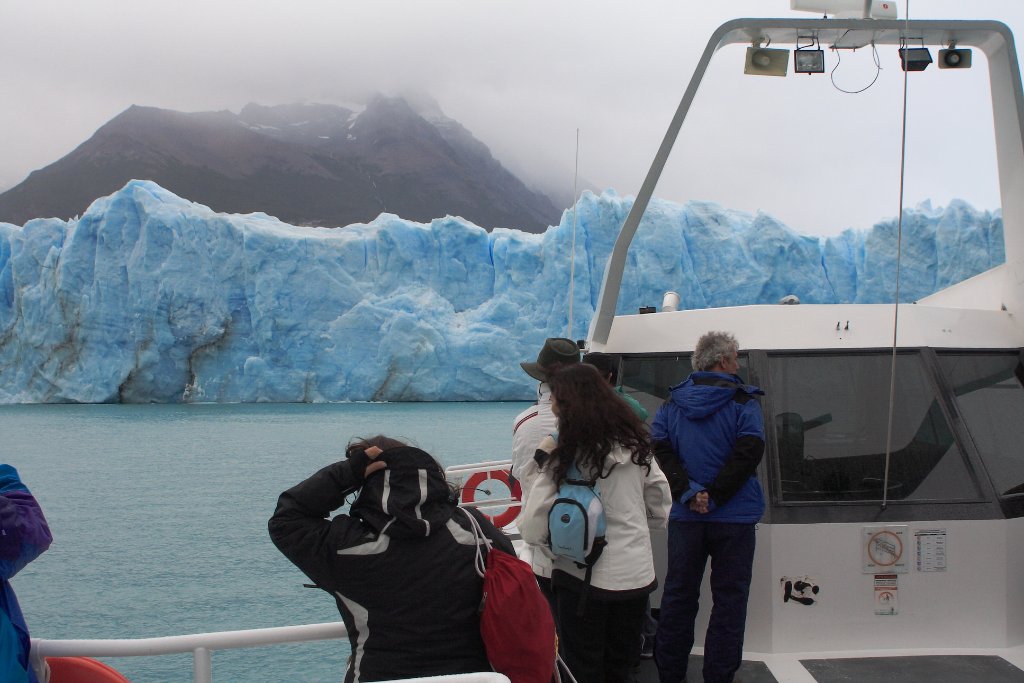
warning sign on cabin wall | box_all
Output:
[874,573,899,615]
[862,525,908,573]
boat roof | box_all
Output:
[600,301,1022,354]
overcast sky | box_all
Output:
[3,0,1023,235]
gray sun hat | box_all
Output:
[520,337,581,382]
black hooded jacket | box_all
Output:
[269,446,514,683]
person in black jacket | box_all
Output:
[269,436,514,683]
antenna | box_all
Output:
[567,128,580,339]
[882,0,912,510]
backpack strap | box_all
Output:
[459,507,489,578]
[576,565,594,617]
[562,460,606,616]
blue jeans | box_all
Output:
[654,521,756,683]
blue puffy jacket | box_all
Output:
[1,465,52,683]
[651,372,766,524]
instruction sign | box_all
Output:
[862,525,908,573]
[915,528,947,572]
[874,574,899,615]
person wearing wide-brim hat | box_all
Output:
[511,337,581,614]
[520,337,582,382]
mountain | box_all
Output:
[0,180,1004,403]
[0,98,561,232]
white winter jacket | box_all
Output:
[519,444,671,595]
[511,383,558,578]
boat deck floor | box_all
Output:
[632,653,1024,682]
[633,657,777,682]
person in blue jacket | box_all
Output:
[1,464,53,683]
[650,331,764,683]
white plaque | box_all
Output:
[862,525,908,573]
[874,573,899,615]
[915,528,947,572]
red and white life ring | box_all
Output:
[46,657,132,683]
[461,469,522,528]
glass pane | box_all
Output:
[938,353,1024,498]
[769,353,979,503]
[621,355,693,401]
[620,354,750,423]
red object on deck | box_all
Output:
[462,469,523,528]
[46,657,132,682]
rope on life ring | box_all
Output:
[461,469,522,528]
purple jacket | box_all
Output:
[1,465,52,683]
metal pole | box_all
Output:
[193,647,212,683]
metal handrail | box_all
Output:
[444,459,513,477]
[31,622,346,683]
[31,623,510,683]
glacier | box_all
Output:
[0,180,1004,403]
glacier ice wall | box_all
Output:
[0,180,1004,403]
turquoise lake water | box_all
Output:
[5,401,528,682]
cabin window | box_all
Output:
[937,352,1024,498]
[619,353,751,417]
[619,354,693,402]
[769,352,980,503]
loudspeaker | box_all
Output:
[745,47,789,77]
[938,48,972,69]
[897,47,932,72]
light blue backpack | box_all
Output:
[547,461,607,568]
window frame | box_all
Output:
[931,348,1024,518]
[619,348,1009,522]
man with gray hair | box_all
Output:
[650,331,765,683]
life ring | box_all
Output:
[46,657,132,683]
[462,469,522,528]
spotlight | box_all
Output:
[938,48,972,69]
[794,49,825,74]
[898,47,932,72]
[744,47,790,77]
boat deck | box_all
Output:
[632,653,1024,682]
[633,657,777,682]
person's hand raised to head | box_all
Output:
[364,446,386,478]
[347,445,388,484]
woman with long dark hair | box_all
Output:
[519,364,671,683]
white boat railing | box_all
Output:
[31,622,345,683]
[444,459,512,478]
[29,460,521,683]
[30,623,510,683]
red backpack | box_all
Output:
[461,507,558,683]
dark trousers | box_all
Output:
[536,574,558,629]
[556,588,648,683]
[655,521,756,683]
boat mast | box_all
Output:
[567,128,580,340]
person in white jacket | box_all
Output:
[520,363,671,683]
[512,337,581,610]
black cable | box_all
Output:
[830,40,882,94]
